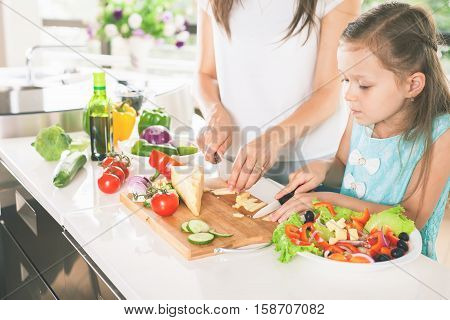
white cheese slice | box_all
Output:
[233,213,245,218]
[171,165,204,216]
[211,188,236,196]
[329,237,338,245]
[326,220,339,232]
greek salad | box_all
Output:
[272,201,415,264]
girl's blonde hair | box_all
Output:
[342,2,450,202]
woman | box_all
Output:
[195,0,360,189]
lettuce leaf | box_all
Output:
[272,213,323,263]
[364,205,415,236]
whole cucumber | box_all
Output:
[53,151,87,188]
[131,139,178,157]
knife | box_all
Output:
[252,189,297,219]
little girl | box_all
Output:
[272,2,449,260]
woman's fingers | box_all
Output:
[270,196,309,222]
[243,161,265,190]
[228,151,246,191]
[234,157,257,192]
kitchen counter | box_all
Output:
[1,135,450,299]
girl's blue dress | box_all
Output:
[340,114,449,260]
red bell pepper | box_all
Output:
[336,242,359,253]
[291,239,312,246]
[300,222,314,242]
[385,231,399,247]
[285,224,301,240]
[353,208,370,224]
[368,231,384,257]
[313,202,336,216]
[328,245,345,254]
[148,150,182,180]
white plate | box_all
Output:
[297,229,422,271]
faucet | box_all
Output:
[25,45,86,84]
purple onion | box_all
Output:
[113,9,123,20]
[140,125,172,145]
[175,41,184,48]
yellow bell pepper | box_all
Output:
[112,102,137,145]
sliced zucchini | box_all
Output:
[209,229,233,238]
[181,222,190,233]
[188,233,214,245]
[187,219,210,234]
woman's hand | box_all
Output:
[227,132,280,192]
[271,192,321,223]
[196,103,234,163]
[275,160,332,200]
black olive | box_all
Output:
[398,232,409,242]
[304,210,315,222]
[397,239,409,252]
[391,247,405,258]
[375,254,390,262]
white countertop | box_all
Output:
[1,135,450,300]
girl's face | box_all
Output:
[337,43,410,126]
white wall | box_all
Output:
[0,0,42,67]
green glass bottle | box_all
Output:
[87,72,113,161]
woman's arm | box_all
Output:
[194,5,234,162]
[228,0,361,191]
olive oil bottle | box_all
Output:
[87,72,113,161]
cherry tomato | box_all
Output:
[104,166,125,184]
[98,173,121,194]
[150,193,179,216]
[111,161,129,178]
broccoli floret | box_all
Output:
[32,125,72,161]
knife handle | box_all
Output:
[278,189,297,205]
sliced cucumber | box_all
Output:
[187,220,210,234]
[209,229,233,238]
[181,222,191,233]
[188,233,214,245]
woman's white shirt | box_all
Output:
[199,0,347,161]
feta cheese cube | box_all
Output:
[349,229,359,241]
[335,228,348,241]
[329,237,338,245]
[336,218,346,229]
[326,220,339,231]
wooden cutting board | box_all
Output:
[120,178,277,260]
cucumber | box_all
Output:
[181,222,190,233]
[52,151,87,188]
[187,220,210,233]
[209,229,233,238]
[188,233,214,245]
[177,146,198,156]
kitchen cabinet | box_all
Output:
[0,163,123,300]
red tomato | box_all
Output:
[150,193,179,216]
[111,161,129,178]
[98,173,121,194]
[104,166,125,184]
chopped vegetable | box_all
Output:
[364,205,415,236]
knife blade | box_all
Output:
[252,189,297,219]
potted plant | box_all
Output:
[94,0,190,67]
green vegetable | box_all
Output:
[364,205,415,236]
[138,107,171,135]
[68,138,90,152]
[314,204,358,224]
[52,151,87,188]
[32,125,72,161]
[313,221,333,242]
[131,139,178,157]
[272,213,323,263]
[177,146,198,156]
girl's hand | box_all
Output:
[196,103,233,163]
[271,192,319,223]
[275,160,331,200]
[228,132,280,192]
